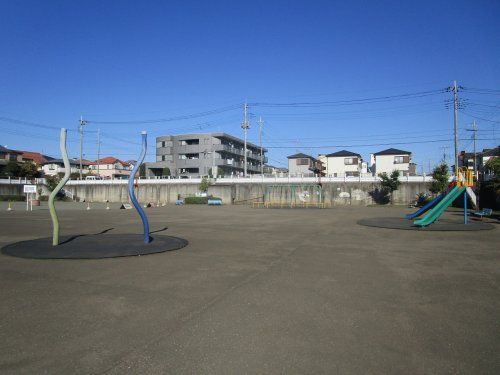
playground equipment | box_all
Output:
[1,129,187,259]
[359,168,492,231]
[254,184,324,208]
[405,181,457,220]
[127,131,150,244]
[405,193,445,220]
[413,168,476,227]
[48,128,71,246]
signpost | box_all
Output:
[23,185,37,211]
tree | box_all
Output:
[429,162,449,194]
[45,175,59,192]
[208,167,224,178]
[139,163,146,178]
[378,170,401,204]
[19,162,39,178]
[3,161,20,177]
[199,176,210,193]
[484,157,500,179]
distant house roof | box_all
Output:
[482,146,499,157]
[92,157,130,166]
[374,148,411,156]
[16,150,54,165]
[287,153,317,160]
[0,145,21,154]
[325,150,361,158]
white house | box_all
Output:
[287,153,319,176]
[41,159,90,176]
[371,148,415,176]
[88,157,133,179]
[318,150,368,177]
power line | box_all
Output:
[262,138,491,149]
[85,104,241,124]
[459,111,500,124]
[250,89,447,108]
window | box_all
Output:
[296,158,310,165]
[161,141,165,147]
[161,155,166,161]
[344,157,358,165]
[394,156,404,164]
[9,154,18,161]
[179,139,199,146]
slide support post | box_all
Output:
[464,191,468,225]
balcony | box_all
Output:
[176,159,201,168]
[176,144,202,154]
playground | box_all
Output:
[0,203,498,373]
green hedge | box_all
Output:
[184,196,220,204]
[0,195,25,201]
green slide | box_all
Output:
[413,186,465,227]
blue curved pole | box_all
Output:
[128,131,150,243]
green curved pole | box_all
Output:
[48,128,71,246]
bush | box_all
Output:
[0,195,25,201]
[416,192,432,207]
[199,176,210,192]
[184,196,220,204]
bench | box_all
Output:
[207,199,222,206]
[473,208,492,219]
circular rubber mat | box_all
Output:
[357,217,494,231]
[1,233,188,259]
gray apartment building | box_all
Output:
[145,132,268,178]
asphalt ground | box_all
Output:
[0,203,499,374]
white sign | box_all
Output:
[24,185,37,194]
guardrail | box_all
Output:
[0,177,46,185]
[62,174,437,185]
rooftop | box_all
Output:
[374,148,411,156]
[325,150,361,158]
[287,153,317,160]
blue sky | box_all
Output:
[1,0,499,171]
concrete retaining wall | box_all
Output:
[62,181,431,206]
[0,184,24,196]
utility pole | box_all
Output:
[466,121,478,179]
[241,102,250,177]
[451,81,460,177]
[258,116,264,175]
[96,128,101,177]
[441,145,449,164]
[212,147,216,178]
[79,116,87,180]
